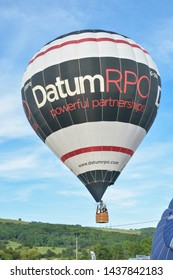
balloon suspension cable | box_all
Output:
[97,200,108,213]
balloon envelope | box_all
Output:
[22,29,161,202]
[150,199,173,260]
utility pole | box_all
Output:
[75,234,78,260]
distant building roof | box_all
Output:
[128,255,150,260]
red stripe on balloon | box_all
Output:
[29,37,148,65]
[61,146,134,162]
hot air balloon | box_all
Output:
[150,199,173,260]
[21,29,161,223]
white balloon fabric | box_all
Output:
[150,199,173,259]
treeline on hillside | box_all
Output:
[0,220,155,260]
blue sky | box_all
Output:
[0,0,173,229]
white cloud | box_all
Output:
[0,144,56,179]
[56,189,89,199]
[0,118,30,142]
[105,187,140,207]
[0,153,37,173]
[0,3,89,144]
[0,3,87,55]
[144,18,173,78]
[0,149,38,180]
[0,183,49,202]
[0,55,31,141]
[125,139,173,178]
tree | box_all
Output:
[92,245,111,260]
[110,243,124,260]
[138,238,152,256]
[44,249,57,259]
[18,247,42,260]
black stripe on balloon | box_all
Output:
[22,57,161,142]
[45,29,129,46]
[77,170,120,202]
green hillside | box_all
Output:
[0,218,28,224]
[0,218,155,260]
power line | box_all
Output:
[109,220,159,228]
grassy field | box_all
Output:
[98,228,141,234]
[0,218,28,224]
[6,241,21,249]
[6,241,64,255]
[37,246,65,254]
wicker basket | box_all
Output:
[96,211,109,223]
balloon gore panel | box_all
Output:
[150,199,173,260]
